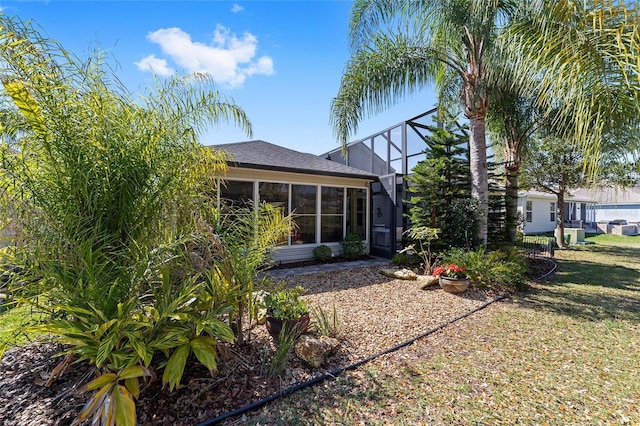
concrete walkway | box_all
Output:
[265,257,390,279]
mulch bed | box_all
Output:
[0,257,555,426]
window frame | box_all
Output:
[217,178,369,247]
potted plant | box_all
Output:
[432,263,470,293]
[263,286,310,340]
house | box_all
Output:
[321,108,465,257]
[572,187,640,235]
[212,140,377,263]
[517,190,597,234]
[214,110,455,262]
[573,187,640,223]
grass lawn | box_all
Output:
[0,302,46,357]
[245,236,640,425]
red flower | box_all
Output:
[432,263,467,278]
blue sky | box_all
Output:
[0,1,437,155]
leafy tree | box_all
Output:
[519,136,585,247]
[521,123,640,247]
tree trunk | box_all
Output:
[555,190,566,247]
[504,143,523,243]
[505,169,519,242]
[468,114,489,247]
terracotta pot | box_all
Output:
[265,312,310,341]
[439,276,470,294]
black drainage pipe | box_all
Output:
[197,293,509,426]
[533,258,558,281]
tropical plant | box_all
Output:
[500,1,640,178]
[0,15,251,425]
[340,233,364,260]
[210,201,293,344]
[401,226,439,275]
[487,85,539,243]
[441,246,527,291]
[332,0,518,246]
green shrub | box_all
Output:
[444,199,481,249]
[441,246,527,291]
[392,252,418,266]
[313,245,333,262]
[340,233,364,260]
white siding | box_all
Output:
[519,196,556,234]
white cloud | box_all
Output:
[134,54,175,77]
[139,25,274,88]
[230,3,244,13]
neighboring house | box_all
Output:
[573,186,640,223]
[572,187,640,235]
[213,140,377,263]
[517,190,597,234]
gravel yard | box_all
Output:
[0,263,523,425]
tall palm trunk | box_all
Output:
[504,141,524,242]
[463,41,489,247]
[468,114,489,246]
[505,170,519,242]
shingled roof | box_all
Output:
[211,140,377,180]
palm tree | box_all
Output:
[332,0,640,247]
[331,0,517,246]
[497,0,640,176]
[0,15,253,315]
[487,84,539,242]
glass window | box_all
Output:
[321,187,344,214]
[321,214,344,242]
[259,182,288,212]
[347,188,366,238]
[220,180,254,208]
[259,182,289,246]
[321,187,344,242]
[291,185,316,244]
[525,200,533,223]
[291,185,316,215]
[550,202,556,222]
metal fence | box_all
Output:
[519,235,555,258]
